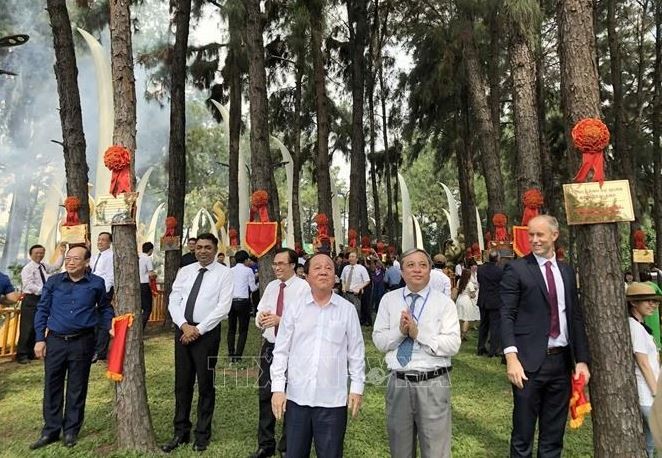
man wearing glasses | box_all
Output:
[30,245,114,450]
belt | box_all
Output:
[233,298,250,302]
[24,293,41,298]
[49,328,95,341]
[395,366,452,383]
[546,346,568,355]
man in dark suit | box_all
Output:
[477,250,504,357]
[501,215,590,458]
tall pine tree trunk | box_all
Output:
[291,56,304,248]
[347,0,369,236]
[309,4,334,237]
[46,0,91,229]
[654,0,662,265]
[243,0,279,288]
[227,3,243,239]
[164,0,191,317]
[509,24,542,213]
[109,0,157,450]
[558,0,645,455]
[367,5,381,236]
[457,93,478,245]
[378,44,394,243]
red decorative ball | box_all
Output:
[522,189,544,209]
[103,145,131,171]
[571,118,610,153]
[251,190,269,207]
[492,213,507,227]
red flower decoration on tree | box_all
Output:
[633,229,647,250]
[250,190,270,222]
[62,196,81,226]
[492,213,510,242]
[348,228,358,249]
[361,235,371,255]
[164,217,177,237]
[103,145,132,197]
[521,188,544,226]
[315,213,329,241]
[228,228,239,246]
[471,242,481,258]
[572,118,610,185]
[376,241,385,255]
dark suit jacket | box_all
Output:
[500,253,590,373]
[477,262,504,310]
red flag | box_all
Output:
[569,373,592,428]
[245,222,278,258]
[512,226,531,257]
[106,313,134,382]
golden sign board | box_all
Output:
[633,249,654,264]
[563,180,634,225]
[94,192,138,226]
[59,224,87,244]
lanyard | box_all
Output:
[402,288,431,323]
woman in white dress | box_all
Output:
[456,268,480,341]
[627,282,661,458]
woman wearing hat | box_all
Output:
[627,282,662,457]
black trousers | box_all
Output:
[227,299,251,360]
[174,325,221,445]
[510,351,572,458]
[42,331,95,438]
[17,293,39,360]
[139,283,153,330]
[94,287,114,358]
[477,308,502,356]
[285,401,347,458]
[257,340,286,452]
[360,285,373,325]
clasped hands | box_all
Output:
[399,309,418,340]
[258,311,280,329]
[180,323,200,345]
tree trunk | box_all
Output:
[654,0,662,265]
[347,0,369,236]
[462,18,505,221]
[243,0,279,289]
[367,3,381,236]
[558,0,646,455]
[46,0,91,230]
[509,27,542,214]
[291,55,304,249]
[458,88,478,245]
[309,6,335,236]
[228,6,242,240]
[109,0,157,450]
[607,0,639,279]
[487,1,501,139]
[164,0,191,320]
[378,33,394,242]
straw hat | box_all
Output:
[626,282,662,302]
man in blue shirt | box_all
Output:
[30,245,114,450]
[0,271,19,304]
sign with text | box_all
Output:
[563,180,634,225]
[633,249,654,264]
[60,224,87,244]
[94,192,138,226]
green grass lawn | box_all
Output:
[0,324,594,457]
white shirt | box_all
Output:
[231,263,258,299]
[271,291,365,408]
[256,275,310,343]
[169,261,233,335]
[91,249,114,292]
[373,284,461,372]
[629,317,660,406]
[21,256,64,295]
[340,263,370,292]
[455,263,463,277]
[504,254,568,355]
[138,253,154,284]
[429,269,452,297]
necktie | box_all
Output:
[92,253,101,272]
[184,267,208,324]
[38,263,46,286]
[397,293,420,367]
[346,265,355,292]
[545,261,560,338]
[274,281,286,336]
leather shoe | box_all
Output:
[249,447,275,458]
[193,442,208,452]
[63,434,77,447]
[161,435,190,453]
[29,435,58,450]
[17,358,29,364]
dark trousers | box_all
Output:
[42,331,95,438]
[17,293,39,360]
[140,283,153,330]
[285,401,347,458]
[174,325,221,446]
[94,287,114,358]
[510,351,571,458]
[257,340,286,452]
[227,299,251,360]
[360,285,373,325]
[477,308,502,356]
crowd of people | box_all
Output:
[2,214,661,456]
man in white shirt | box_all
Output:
[90,232,114,362]
[373,248,461,458]
[162,233,233,453]
[271,253,365,458]
[429,253,452,297]
[138,242,157,330]
[250,248,310,458]
[340,252,370,316]
[17,242,65,364]
[229,250,258,363]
